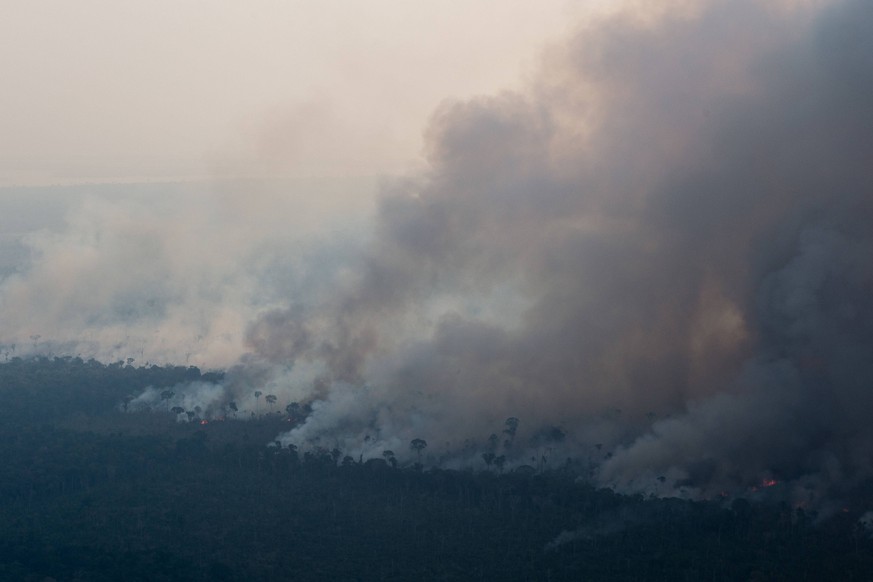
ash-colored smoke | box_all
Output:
[247,0,873,501]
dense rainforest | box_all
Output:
[0,357,871,581]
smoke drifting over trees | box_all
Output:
[241,0,873,504]
[3,0,873,507]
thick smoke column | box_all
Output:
[238,0,872,503]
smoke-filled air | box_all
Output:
[4,0,873,510]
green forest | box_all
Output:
[0,357,871,581]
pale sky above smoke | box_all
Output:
[1,0,595,186]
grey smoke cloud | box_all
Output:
[2,0,871,506]
[236,0,873,504]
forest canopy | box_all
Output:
[0,357,871,581]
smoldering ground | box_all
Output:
[230,0,873,505]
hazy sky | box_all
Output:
[0,0,599,186]
[0,0,607,365]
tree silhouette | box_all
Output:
[160,389,175,411]
[265,394,277,413]
[382,450,397,468]
[503,417,520,448]
[410,438,427,461]
[254,391,263,416]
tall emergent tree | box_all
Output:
[160,389,175,411]
[410,438,427,461]
[503,417,520,448]
[265,394,277,413]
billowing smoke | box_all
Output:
[230,0,873,505]
[3,0,872,507]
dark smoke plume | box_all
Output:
[243,0,873,506]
